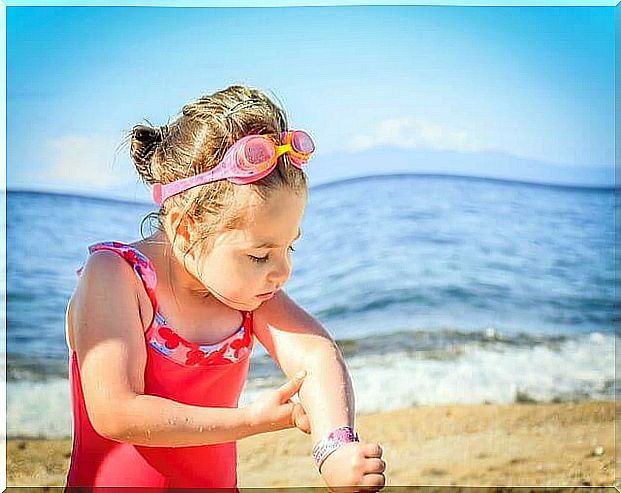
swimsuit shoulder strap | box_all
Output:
[75,241,159,328]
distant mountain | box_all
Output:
[307,146,615,189]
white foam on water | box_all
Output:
[8,332,616,438]
[241,331,617,414]
[8,378,72,438]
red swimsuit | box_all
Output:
[65,241,254,488]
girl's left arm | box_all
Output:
[252,289,355,441]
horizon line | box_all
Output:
[6,171,616,206]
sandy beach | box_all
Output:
[7,400,617,488]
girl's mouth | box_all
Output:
[256,291,275,299]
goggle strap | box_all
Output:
[157,163,230,204]
[274,143,293,159]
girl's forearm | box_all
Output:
[297,346,356,443]
[104,394,254,447]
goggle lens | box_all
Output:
[240,138,275,172]
[244,138,274,164]
[291,131,315,154]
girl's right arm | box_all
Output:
[71,250,304,447]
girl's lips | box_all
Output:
[256,291,275,299]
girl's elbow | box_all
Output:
[91,411,127,441]
[88,401,133,441]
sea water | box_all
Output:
[6,174,617,438]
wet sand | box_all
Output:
[7,400,617,488]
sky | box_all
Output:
[6,3,615,202]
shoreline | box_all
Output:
[7,400,617,487]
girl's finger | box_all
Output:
[364,442,383,458]
[364,457,386,474]
[288,400,311,434]
[358,472,386,492]
[296,413,311,434]
[278,371,307,401]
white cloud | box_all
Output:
[32,133,135,189]
[344,117,487,154]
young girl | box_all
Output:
[64,85,386,490]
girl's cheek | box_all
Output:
[225,261,257,290]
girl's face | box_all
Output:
[188,187,307,311]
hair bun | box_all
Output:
[130,124,164,182]
[132,124,161,143]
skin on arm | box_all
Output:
[252,289,356,442]
[71,250,257,447]
[253,290,387,491]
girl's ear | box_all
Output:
[167,207,197,254]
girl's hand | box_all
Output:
[291,398,311,435]
[245,371,309,434]
[320,441,386,493]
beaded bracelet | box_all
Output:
[311,426,360,474]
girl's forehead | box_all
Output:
[218,189,306,247]
[216,223,300,249]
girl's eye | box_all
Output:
[248,245,295,264]
[248,255,269,264]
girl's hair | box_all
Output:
[128,85,308,261]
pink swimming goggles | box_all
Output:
[152,130,315,205]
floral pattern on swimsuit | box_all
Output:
[76,241,253,367]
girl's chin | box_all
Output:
[210,291,264,310]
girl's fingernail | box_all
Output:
[295,370,307,379]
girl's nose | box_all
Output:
[267,256,291,286]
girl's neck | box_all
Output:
[140,230,210,302]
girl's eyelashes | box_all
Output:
[248,245,296,264]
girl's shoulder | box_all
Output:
[76,242,150,288]
[77,241,154,278]
[77,244,129,279]
[75,240,158,327]
[67,245,150,354]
